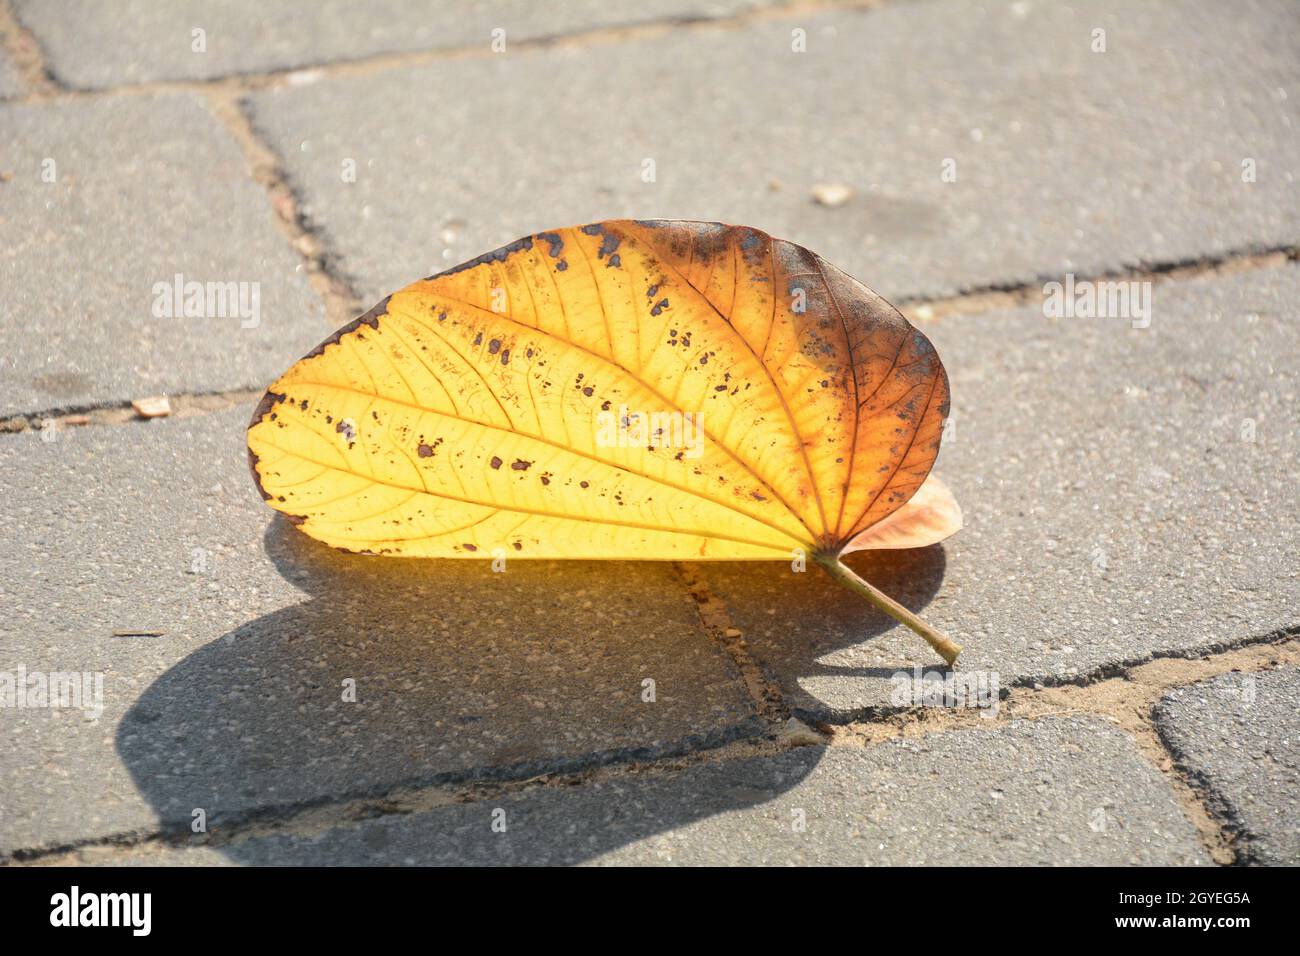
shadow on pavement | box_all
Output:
[117,516,947,864]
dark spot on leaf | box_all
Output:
[538,231,564,258]
[597,232,621,260]
[511,459,532,471]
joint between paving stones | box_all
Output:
[2,0,887,103]
[203,87,366,328]
[822,632,1300,865]
[897,245,1300,322]
[675,561,793,728]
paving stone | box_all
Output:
[1154,667,1300,864]
[0,408,758,856]
[112,716,1209,865]
[248,0,1299,307]
[16,0,777,89]
[698,265,1300,718]
[0,94,326,416]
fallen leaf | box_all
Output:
[249,220,961,662]
[132,395,171,418]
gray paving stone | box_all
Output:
[0,93,326,416]
[1154,667,1300,864]
[248,0,1299,307]
[16,0,778,89]
[114,716,1209,865]
[699,265,1300,718]
[0,408,758,856]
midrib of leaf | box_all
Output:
[815,257,861,546]
[643,238,832,543]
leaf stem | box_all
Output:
[815,554,962,666]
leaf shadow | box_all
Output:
[116,517,947,864]
[694,545,952,719]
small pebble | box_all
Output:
[811,183,854,207]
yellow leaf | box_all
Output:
[249,220,962,662]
